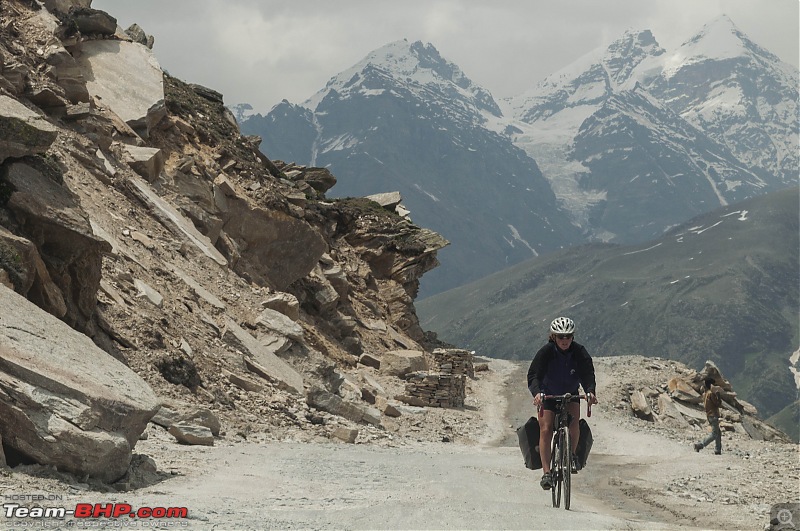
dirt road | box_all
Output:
[3,358,783,530]
[42,435,687,530]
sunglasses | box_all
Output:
[556,334,574,340]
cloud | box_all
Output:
[94,0,798,113]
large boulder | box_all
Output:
[0,286,160,482]
[69,7,118,36]
[40,0,91,15]
[0,96,58,163]
[380,349,429,378]
[119,144,164,182]
[306,386,381,426]
[73,40,165,138]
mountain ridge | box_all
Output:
[417,187,800,422]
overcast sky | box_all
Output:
[93,0,799,114]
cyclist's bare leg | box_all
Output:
[568,401,580,455]
[539,409,555,473]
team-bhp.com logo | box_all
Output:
[4,501,189,527]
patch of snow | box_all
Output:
[506,225,538,256]
[694,220,724,234]
[413,184,440,202]
[790,348,800,389]
[623,243,663,256]
[321,133,360,153]
[661,16,751,79]
[510,125,606,225]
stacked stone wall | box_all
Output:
[401,349,474,407]
[433,348,474,378]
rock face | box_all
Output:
[0,286,160,482]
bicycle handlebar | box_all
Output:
[537,393,593,418]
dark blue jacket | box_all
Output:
[527,340,596,397]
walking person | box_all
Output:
[527,317,598,490]
[694,377,723,454]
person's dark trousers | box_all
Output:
[699,415,722,453]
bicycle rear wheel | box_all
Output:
[550,433,560,507]
[562,427,572,510]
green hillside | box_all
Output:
[417,187,799,419]
[768,400,800,442]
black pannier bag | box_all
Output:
[576,418,593,468]
[516,416,543,470]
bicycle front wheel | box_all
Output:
[550,432,561,508]
[562,427,572,510]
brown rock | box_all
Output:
[5,161,111,331]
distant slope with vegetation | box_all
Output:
[418,187,799,424]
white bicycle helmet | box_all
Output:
[550,317,575,335]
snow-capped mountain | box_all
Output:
[304,40,502,131]
[241,19,798,296]
[242,40,583,297]
[505,18,795,242]
[646,15,799,186]
[503,30,669,231]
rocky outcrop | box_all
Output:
[42,44,91,104]
[213,177,327,290]
[625,360,789,442]
[5,160,111,332]
[0,286,159,482]
[0,225,66,317]
[0,0,453,483]
[222,318,304,395]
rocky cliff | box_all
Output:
[0,0,454,484]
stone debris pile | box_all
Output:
[626,360,789,442]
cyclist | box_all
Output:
[527,316,598,490]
